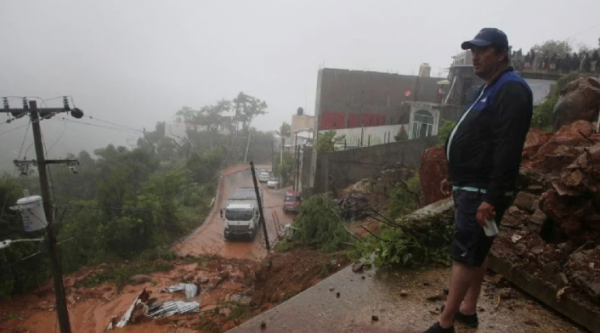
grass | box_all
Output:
[79,256,174,289]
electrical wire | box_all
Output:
[46,119,67,154]
[50,117,142,135]
[66,95,144,133]
[87,115,144,134]
[566,22,600,40]
[0,123,30,137]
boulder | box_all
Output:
[419,147,450,205]
[553,76,600,131]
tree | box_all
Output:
[316,130,345,152]
[233,92,267,133]
[276,122,291,167]
[532,40,572,57]
[175,101,232,149]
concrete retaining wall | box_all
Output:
[311,135,437,193]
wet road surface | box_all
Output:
[229,266,586,333]
[174,164,293,260]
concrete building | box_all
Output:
[290,107,315,147]
[313,68,445,138]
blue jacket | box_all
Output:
[444,67,533,207]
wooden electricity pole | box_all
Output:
[4,97,83,333]
[30,100,71,333]
[250,161,270,251]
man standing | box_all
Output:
[423,28,533,333]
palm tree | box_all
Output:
[275,121,291,170]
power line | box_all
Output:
[50,117,142,135]
[17,120,32,159]
[0,123,30,137]
[87,115,144,133]
[566,22,600,40]
[46,120,67,154]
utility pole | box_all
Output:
[250,161,270,251]
[4,97,83,333]
[244,128,252,163]
[296,145,301,193]
[292,133,299,191]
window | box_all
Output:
[412,110,434,139]
[225,209,254,221]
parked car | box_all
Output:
[267,177,279,189]
[258,171,270,182]
[283,191,302,214]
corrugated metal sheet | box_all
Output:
[148,301,200,318]
[160,283,198,299]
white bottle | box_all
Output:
[483,219,499,237]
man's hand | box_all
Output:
[440,178,451,196]
[476,202,496,227]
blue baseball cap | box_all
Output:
[461,28,509,50]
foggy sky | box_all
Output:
[1,0,599,171]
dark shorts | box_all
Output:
[452,190,511,267]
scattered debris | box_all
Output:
[352,263,364,273]
[426,295,442,302]
[336,292,340,298]
[261,321,267,330]
[160,283,199,299]
[329,287,335,292]
[114,289,151,329]
[556,286,571,301]
[511,234,523,243]
[371,315,379,322]
[490,274,504,285]
[130,274,152,285]
[400,290,408,297]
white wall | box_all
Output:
[319,124,408,149]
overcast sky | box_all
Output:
[1,0,599,170]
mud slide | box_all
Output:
[173,164,293,260]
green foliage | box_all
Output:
[532,40,572,57]
[531,96,558,132]
[356,215,454,267]
[295,194,350,252]
[394,130,408,142]
[387,173,422,218]
[436,121,455,147]
[274,151,294,186]
[555,71,581,93]
[530,72,579,132]
[0,176,49,299]
[79,257,174,289]
[316,130,345,152]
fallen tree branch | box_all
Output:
[342,223,361,242]
[360,225,391,242]
[370,209,403,228]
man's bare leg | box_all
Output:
[459,257,488,315]
[438,261,475,328]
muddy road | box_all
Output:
[174,164,294,260]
